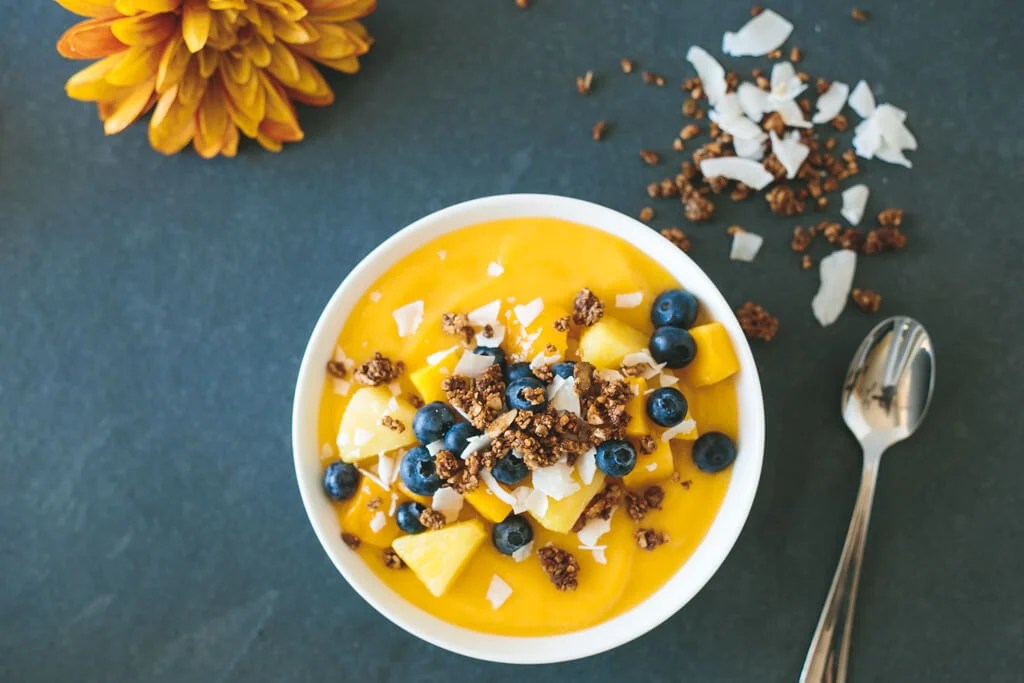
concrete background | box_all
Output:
[2,1,1022,681]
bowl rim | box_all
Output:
[292,193,765,664]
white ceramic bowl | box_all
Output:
[292,194,765,664]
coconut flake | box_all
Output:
[368,291,382,303]
[486,575,513,609]
[353,428,373,447]
[388,381,401,396]
[737,82,771,121]
[840,184,870,226]
[369,511,387,533]
[769,61,806,103]
[331,378,351,396]
[588,546,608,565]
[710,94,767,141]
[426,346,459,366]
[437,250,447,260]
[576,515,612,547]
[662,418,697,441]
[392,301,424,338]
[511,486,548,517]
[658,373,679,387]
[770,130,810,179]
[531,460,580,501]
[812,81,850,124]
[733,135,766,160]
[848,80,876,118]
[685,46,727,105]
[479,469,517,507]
[468,300,501,326]
[595,368,624,382]
[512,540,533,562]
[530,348,561,369]
[320,443,334,460]
[388,492,399,517]
[722,9,793,57]
[547,376,581,415]
[615,292,643,308]
[426,439,446,455]
[358,468,387,490]
[513,298,544,327]
[377,454,396,487]
[874,140,913,168]
[475,323,506,348]
[487,261,504,277]
[453,351,494,378]
[576,447,597,485]
[622,350,666,380]
[646,462,658,472]
[700,157,774,191]
[431,487,464,523]
[774,99,812,128]
[730,230,764,262]
[812,250,857,327]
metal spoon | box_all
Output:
[799,316,936,683]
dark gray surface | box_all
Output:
[2,1,1022,681]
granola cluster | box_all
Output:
[537,544,580,591]
[572,482,624,532]
[441,365,506,430]
[441,312,474,345]
[736,302,779,342]
[571,288,605,327]
[353,352,404,386]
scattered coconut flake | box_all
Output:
[487,261,504,277]
[595,368,624,382]
[812,249,858,327]
[358,468,387,490]
[710,94,767,141]
[733,135,766,160]
[737,82,771,121]
[475,323,506,348]
[622,350,666,379]
[615,292,644,308]
[320,443,334,460]
[659,373,679,387]
[426,439,446,455]
[369,511,387,533]
[852,117,882,158]
[388,381,401,396]
[576,447,598,485]
[479,469,517,507]
[368,291,382,303]
[874,140,913,168]
[511,486,548,517]
[388,492,398,517]
[426,345,459,366]
[576,515,612,547]
[840,184,870,226]
[722,9,793,57]
[769,130,810,179]
[531,460,581,501]
[700,157,774,191]
[486,574,513,609]
[453,351,495,378]
[812,80,850,124]
[513,298,544,327]
[848,80,876,118]
[332,346,354,367]
[512,540,533,563]
[468,300,502,326]
[460,434,493,460]
[437,250,447,260]
[769,61,807,103]
[685,46,727,105]
[875,104,916,148]
[331,378,351,396]
[353,428,373,447]
[338,432,350,448]
[730,230,764,262]
[530,348,562,369]
[588,546,608,565]
[386,397,399,413]
[646,462,658,472]
[377,454,395,488]
[662,418,697,441]
[774,99,812,128]
[431,487,464,523]
[392,301,424,338]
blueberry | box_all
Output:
[492,514,534,555]
[649,326,697,369]
[444,421,480,456]
[506,376,547,412]
[646,387,688,427]
[412,401,456,443]
[473,346,507,373]
[692,432,737,473]
[399,446,442,495]
[651,289,699,329]
[507,362,537,382]
[491,453,529,485]
[551,361,576,379]
[595,440,637,477]
[323,461,360,500]
[395,501,427,534]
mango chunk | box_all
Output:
[341,477,401,548]
[578,319,648,369]
[685,322,740,387]
[391,519,487,597]
[531,472,607,534]
[625,377,650,437]
[464,485,513,523]
[508,304,570,363]
[409,347,460,404]
[623,437,674,488]
[336,387,419,462]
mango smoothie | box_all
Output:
[316,217,740,636]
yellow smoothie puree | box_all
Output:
[317,217,739,636]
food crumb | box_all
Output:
[419,507,447,530]
[660,227,691,252]
[851,288,882,313]
[726,224,745,236]
[766,48,782,60]
[576,70,594,95]
[366,495,382,511]
[408,394,425,409]
[638,434,657,455]
[639,206,655,222]
[751,4,763,15]
[684,194,715,222]
[553,315,570,332]
[680,123,700,140]
[341,532,361,550]
[789,46,803,63]
[640,149,661,166]
[381,415,405,433]
[620,57,634,74]
[851,7,869,21]
[382,547,405,569]
[641,71,666,87]
[592,120,608,141]
[672,138,685,152]
[635,528,669,550]
[538,544,579,590]
[801,254,814,270]
[831,114,849,132]
[737,302,779,342]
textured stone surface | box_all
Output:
[1,1,1022,681]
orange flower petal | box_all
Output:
[57,18,126,59]
[285,56,333,106]
[304,54,359,74]
[149,94,198,155]
[196,78,229,152]
[156,35,190,93]
[221,52,252,89]
[220,121,240,157]
[197,48,220,78]
[65,52,125,100]
[255,130,283,152]
[243,38,272,68]
[307,0,376,22]
[102,79,156,134]
[55,0,119,18]
[115,0,182,15]
[269,14,318,44]
[265,40,300,85]
[105,44,163,86]
[182,0,211,53]
[111,12,177,47]
[260,118,303,144]
[177,58,207,106]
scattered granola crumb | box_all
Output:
[802,254,814,270]
[366,495,382,511]
[515,0,529,7]
[572,288,605,327]
[482,324,495,339]
[341,532,361,550]
[878,208,904,227]
[684,194,715,222]
[382,547,405,569]
[766,48,782,60]
[538,545,579,591]
[624,490,649,521]
[642,71,666,87]
[851,288,882,313]
[576,70,594,95]
[644,485,665,510]
[831,114,849,132]
[419,507,447,530]
[553,315,570,332]
[326,360,347,379]
[620,57,634,74]
[863,226,907,254]
[672,138,685,152]
[640,149,661,166]
[680,479,693,490]
[353,352,404,386]
[441,312,474,345]
[766,185,806,216]
[737,302,779,342]
[726,224,745,236]
[670,471,681,484]
[639,206,655,222]
[592,120,608,141]
[790,46,803,63]
[751,4,763,15]
[851,7,869,21]
[638,434,657,455]
[635,528,669,550]
[381,415,405,433]
[680,123,700,140]
[408,394,425,409]
[682,98,699,117]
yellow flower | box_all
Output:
[56,0,376,158]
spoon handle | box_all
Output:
[799,451,881,683]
